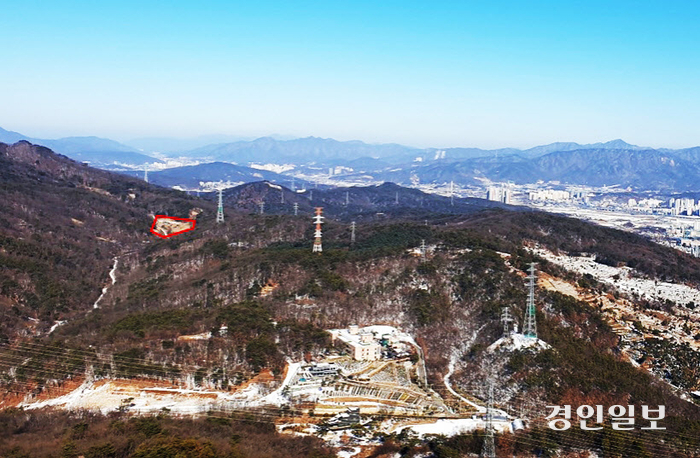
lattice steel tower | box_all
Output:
[293,203,299,216]
[216,188,224,223]
[481,382,496,458]
[350,221,356,245]
[501,307,513,335]
[312,207,324,253]
[523,263,538,338]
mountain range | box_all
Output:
[0,126,160,167]
[121,162,305,189]
[360,147,700,190]
[3,125,700,191]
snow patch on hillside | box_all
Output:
[249,163,295,174]
[393,418,512,437]
[488,333,550,353]
[93,257,118,309]
[532,248,700,306]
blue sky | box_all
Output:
[2,1,699,148]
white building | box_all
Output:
[487,186,512,204]
[330,326,383,361]
[529,189,571,202]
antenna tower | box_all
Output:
[258,201,265,215]
[350,221,356,245]
[481,382,496,458]
[523,263,538,338]
[293,203,299,216]
[216,187,224,223]
[501,307,513,335]
[312,207,324,253]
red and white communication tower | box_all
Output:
[312,207,324,253]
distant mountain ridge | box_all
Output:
[184,136,423,164]
[182,136,658,164]
[0,127,160,166]
[361,147,700,191]
[121,161,303,189]
[210,180,519,222]
[4,126,700,190]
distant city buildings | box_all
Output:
[328,166,354,176]
[669,198,700,216]
[528,189,571,202]
[627,198,663,209]
[487,186,512,204]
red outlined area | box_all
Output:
[150,215,197,239]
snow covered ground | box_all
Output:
[444,325,487,413]
[93,257,118,309]
[393,418,512,437]
[261,361,300,406]
[49,320,67,334]
[19,363,302,415]
[20,379,249,415]
[487,333,550,353]
[533,248,700,306]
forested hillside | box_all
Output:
[2,142,700,457]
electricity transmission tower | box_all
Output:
[501,307,513,335]
[395,191,399,204]
[258,201,265,215]
[312,207,324,253]
[420,239,427,262]
[216,187,224,223]
[481,382,496,458]
[144,164,148,183]
[523,263,538,338]
[345,191,349,206]
[350,221,356,245]
[293,203,299,216]
[450,180,454,206]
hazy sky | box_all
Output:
[2,1,700,149]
